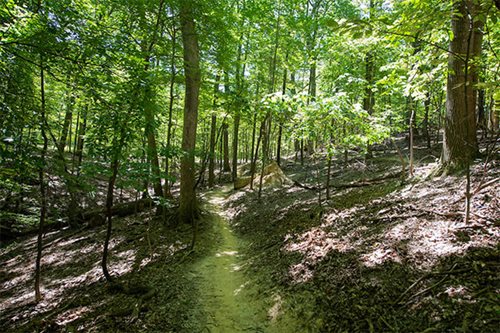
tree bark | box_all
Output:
[208,76,218,187]
[140,0,166,198]
[143,79,163,197]
[423,92,431,148]
[164,26,177,196]
[75,105,87,175]
[58,94,73,153]
[222,121,231,172]
[35,56,48,303]
[208,114,217,187]
[277,58,287,166]
[179,1,200,225]
[101,156,119,283]
[442,0,482,169]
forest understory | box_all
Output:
[1,138,499,333]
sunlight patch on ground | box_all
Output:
[231,263,242,271]
[283,164,499,278]
[42,244,97,268]
[216,250,238,257]
[1,290,33,311]
[55,305,93,326]
[234,281,249,295]
[109,249,136,275]
[268,294,283,322]
[361,247,402,267]
[285,228,354,282]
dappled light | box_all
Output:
[1,0,499,331]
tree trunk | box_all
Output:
[75,105,87,175]
[423,92,431,148]
[442,0,482,169]
[231,114,240,180]
[35,57,48,303]
[222,121,231,172]
[101,156,119,283]
[250,119,264,191]
[409,107,415,177]
[208,114,217,187]
[249,111,257,175]
[477,89,486,137]
[326,119,334,200]
[179,1,200,225]
[490,94,499,132]
[208,105,217,187]
[143,75,163,198]
[364,50,375,159]
[232,35,245,181]
[58,96,73,153]
[277,59,287,166]
[71,107,80,169]
[164,27,177,196]
[141,0,166,198]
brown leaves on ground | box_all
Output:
[225,152,500,332]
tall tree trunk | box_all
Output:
[232,36,245,181]
[35,57,48,303]
[231,114,240,179]
[71,107,80,169]
[277,56,288,166]
[249,111,257,181]
[363,0,375,159]
[143,81,163,197]
[141,0,166,198]
[164,27,177,196]
[409,107,415,177]
[442,0,482,169]
[208,113,217,187]
[179,1,201,226]
[326,119,334,200]
[208,75,219,187]
[258,10,280,196]
[363,50,375,158]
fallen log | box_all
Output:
[0,199,156,241]
[80,198,154,226]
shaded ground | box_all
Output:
[1,140,499,332]
[225,144,500,332]
[0,209,207,332]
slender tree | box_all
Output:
[34,56,48,302]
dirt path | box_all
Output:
[189,187,270,332]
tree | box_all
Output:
[178,0,201,227]
[34,55,48,302]
[442,0,484,169]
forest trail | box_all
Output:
[189,186,269,332]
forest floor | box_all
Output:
[0,140,499,332]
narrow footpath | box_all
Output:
[189,187,270,332]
